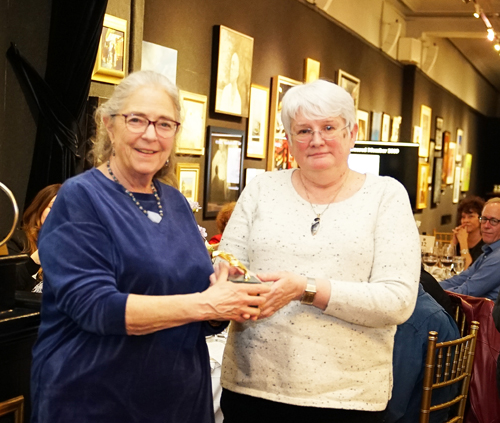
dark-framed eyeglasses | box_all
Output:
[112,114,180,138]
[291,124,350,144]
[479,216,500,226]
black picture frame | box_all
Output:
[204,126,245,219]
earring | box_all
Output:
[111,144,115,157]
[164,159,170,167]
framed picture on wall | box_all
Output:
[428,141,435,185]
[214,25,254,117]
[0,395,24,423]
[337,70,360,109]
[141,41,177,83]
[176,90,207,155]
[176,163,200,203]
[419,105,432,158]
[92,14,127,84]
[416,162,430,209]
[204,127,245,219]
[453,166,461,203]
[246,84,269,159]
[391,116,402,142]
[435,116,443,150]
[456,128,464,162]
[461,153,472,192]
[381,113,391,141]
[356,110,369,141]
[442,133,456,186]
[267,75,301,171]
[432,157,443,206]
[304,58,320,83]
[370,112,382,141]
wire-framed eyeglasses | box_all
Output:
[479,216,500,226]
[112,114,181,138]
[291,124,350,143]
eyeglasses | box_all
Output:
[479,216,500,226]
[113,114,180,138]
[291,124,350,144]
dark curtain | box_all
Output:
[7,0,107,207]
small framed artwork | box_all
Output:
[92,14,127,84]
[338,70,360,109]
[442,136,456,186]
[176,163,200,203]
[246,84,269,159]
[432,157,443,206]
[267,75,301,171]
[214,26,254,117]
[176,91,207,155]
[0,395,24,423]
[304,58,320,83]
[381,113,391,142]
[419,105,432,158]
[413,126,422,147]
[370,112,383,141]
[435,116,444,150]
[416,162,430,209]
[461,153,472,192]
[141,41,177,83]
[204,127,245,219]
[245,168,265,186]
[456,128,464,162]
[453,166,462,203]
[391,116,402,142]
[356,110,369,141]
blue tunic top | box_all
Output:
[31,168,223,423]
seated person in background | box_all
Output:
[451,196,485,270]
[209,201,236,245]
[385,284,460,423]
[7,183,60,292]
[441,198,500,300]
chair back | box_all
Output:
[433,230,454,245]
[419,321,480,423]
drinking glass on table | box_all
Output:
[440,244,455,278]
[452,256,465,275]
[422,247,439,271]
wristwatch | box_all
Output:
[461,248,469,255]
[300,277,317,305]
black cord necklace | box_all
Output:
[106,160,163,223]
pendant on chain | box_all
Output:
[311,217,321,236]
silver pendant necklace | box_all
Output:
[299,170,348,236]
[107,160,163,223]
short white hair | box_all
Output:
[281,79,356,144]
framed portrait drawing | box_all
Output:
[92,14,127,84]
[461,153,472,192]
[267,75,301,171]
[432,157,443,206]
[453,166,462,203]
[370,112,382,141]
[245,168,265,186]
[381,113,391,142]
[204,127,245,219]
[304,58,320,83]
[246,84,269,159]
[141,41,177,84]
[391,116,402,142]
[176,163,200,203]
[214,26,254,117]
[416,162,430,209]
[419,105,432,158]
[176,91,207,155]
[337,70,360,109]
[435,116,443,151]
[456,128,464,162]
[356,110,369,141]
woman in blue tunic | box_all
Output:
[30,70,269,423]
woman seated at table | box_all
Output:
[451,196,485,270]
[217,79,421,423]
[30,70,270,423]
[7,183,60,292]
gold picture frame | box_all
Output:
[266,75,301,171]
[304,58,320,83]
[337,69,360,109]
[0,396,24,423]
[92,14,127,84]
[419,105,432,158]
[416,162,430,209]
[246,84,269,159]
[176,90,207,155]
[176,163,200,203]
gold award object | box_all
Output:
[213,251,262,283]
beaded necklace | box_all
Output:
[106,160,163,223]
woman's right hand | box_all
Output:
[203,262,270,323]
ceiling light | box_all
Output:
[474,3,481,18]
[487,28,495,41]
[494,43,500,51]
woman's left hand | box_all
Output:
[255,271,306,319]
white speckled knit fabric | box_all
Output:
[219,170,421,411]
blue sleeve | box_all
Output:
[39,182,128,336]
[440,253,500,298]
